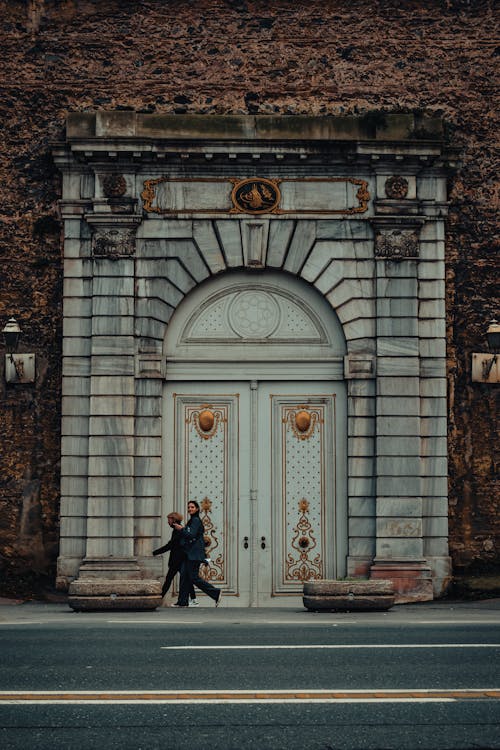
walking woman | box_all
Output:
[152,512,198,606]
[173,501,222,607]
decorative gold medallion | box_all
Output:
[295,410,311,434]
[189,405,226,440]
[284,406,323,440]
[198,409,215,433]
[230,177,281,214]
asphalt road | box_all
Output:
[0,600,499,749]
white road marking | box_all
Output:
[107,619,359,624]
[411,617,500,625]
[266,620,362,625]
[106,621,211,625]
[160,643,500,650]
[106,620,330,625]
[109,620,197,624]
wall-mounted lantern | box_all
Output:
[472,319,500,383]
[2,317,36,384]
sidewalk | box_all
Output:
[1,596,499,626]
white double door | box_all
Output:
[165,380,344,606]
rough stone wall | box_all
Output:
[0,0,498,595]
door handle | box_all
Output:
[243,536,249,549]
[261,536,266,549]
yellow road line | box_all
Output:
[0,689,499,703]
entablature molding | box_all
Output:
[53,114,456,223]
[53,112,456,174]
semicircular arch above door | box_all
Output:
[164,271,347,381]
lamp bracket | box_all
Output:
[472,353,500,384]
[5,354,36,384]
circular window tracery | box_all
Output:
[228,290,280,339]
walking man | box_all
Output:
[173,501,222,607]
[152,512,198,606]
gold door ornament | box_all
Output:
[295,410,311,434]
[199,497,224,582]
[188,406,226,440]
[283,406,323,440]
[199,409,215,433]
[286,499,323,582]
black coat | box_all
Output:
[152,528,185,569]
[180,514,206,562]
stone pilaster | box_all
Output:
[418,205,452,597]
[68,196,161,610]
[370,212,433,602]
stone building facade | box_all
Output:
[0,0,498,602]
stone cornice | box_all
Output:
[52,112,458,173]
[66,112,445,143]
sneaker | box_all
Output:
[215,591,222,608]
[189,598,199,607]
[172,603,188,608]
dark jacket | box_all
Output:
[152,528,185,569]
[179,514,206,562]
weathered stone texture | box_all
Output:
[0,0,498,594]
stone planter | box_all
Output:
[303,579,395,612]
[68,579,162,611]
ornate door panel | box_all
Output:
[165,388,251,600]
[256,385,337,604]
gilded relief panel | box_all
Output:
[177,397,239,589]
[273,398,335,593]
[142,176,370,216]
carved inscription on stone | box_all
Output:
[92,228,136,258]
[230,178,281,214]
[375,229,419,259]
